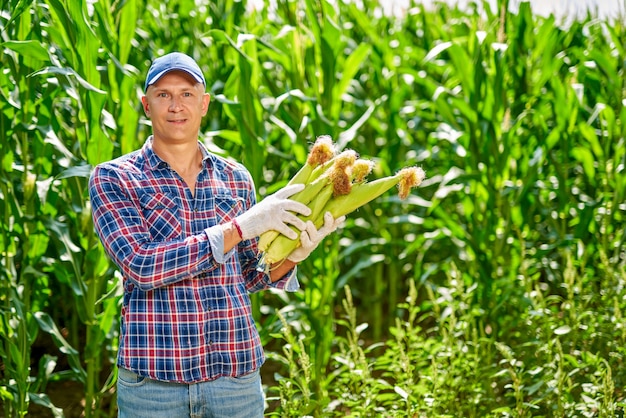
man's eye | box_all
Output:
[158,93,168,98]
[183,92,192,97]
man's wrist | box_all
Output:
[232,218,243,239]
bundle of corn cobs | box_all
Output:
[259,135,426,265]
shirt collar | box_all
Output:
[142,136,165,170]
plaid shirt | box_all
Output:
[89,137,297,383]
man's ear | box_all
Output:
[202,93,211,116]
[141,95,150,117]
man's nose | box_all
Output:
[169,97,182,111]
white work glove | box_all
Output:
[236,184,311,241]
[287,211,345,263]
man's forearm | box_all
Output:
[223,221,297,282]
[269,259,297,282]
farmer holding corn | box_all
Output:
[88,52,344,417]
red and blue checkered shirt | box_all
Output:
[88,137,298,383]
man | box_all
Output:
[88,52,344,417]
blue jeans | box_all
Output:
[116,367,264,418]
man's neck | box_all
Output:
[152,138,203,196]
[152,138,201,170]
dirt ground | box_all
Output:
[0,380,88,418]
[29,380,89,417]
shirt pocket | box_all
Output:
[138,192,182,241]
[213,192,245,223]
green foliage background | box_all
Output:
[0,0,625,416]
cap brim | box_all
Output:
[146,68,205,89]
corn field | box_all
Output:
[1,0,625,416]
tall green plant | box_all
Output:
[1,3,66,415]
[2,0,625,416]
[0,0,131,415]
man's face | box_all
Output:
[141,71,210,144]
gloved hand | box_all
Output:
[236,184,311,241]
[287,211,346,263]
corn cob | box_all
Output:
[258,174,330,251]
[258,149,357,252]
[258,136,336,251]
[261,151,357,263]
[263,166,425,264]
[258,134,426,266]
[313,166,426,225]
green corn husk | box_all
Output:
[258,174,331,251]
[258,149,356,252]
[263,166,426,265]
[316,166,426,225]
[261,152,357,263]
[258,133,426,266]
[262,184,335,264]
[258,136,336,251]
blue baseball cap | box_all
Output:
[144,52,206,91]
